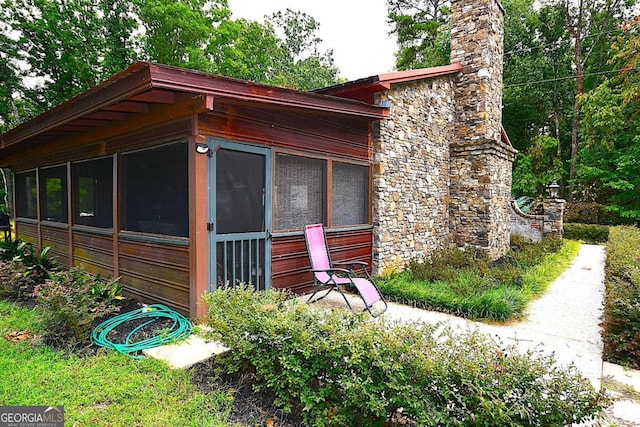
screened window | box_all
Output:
[332,162,369,226]
[39,165,68,223]
[275,154,326,231]
[121,143,188,237]
[15,171,37,219]
[73,157,113,228]
[216,149,265,234]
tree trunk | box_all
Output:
[10,97,20,123]
[553,110,562,160]
[565,0,585,202]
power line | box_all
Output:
[504,29,627,56]
[504,67,639,88]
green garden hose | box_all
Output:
[91,304,192,358]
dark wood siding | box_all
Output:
[271,228,373,293]
[72,230,114,278]
[15,220,39,250]
[41,224,70,267]
[118,238,190,315]
[199,103,371,162]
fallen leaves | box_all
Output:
[5,330,32,342]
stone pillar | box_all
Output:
[448,0,517,258]
[543,198,566,239]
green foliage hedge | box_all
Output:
[563,223,610,244]
[602,226,640,368]
[203,287,605,426]
[564,202,623,225]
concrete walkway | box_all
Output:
[323,244,606,388]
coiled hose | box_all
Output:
[91,304,192,358]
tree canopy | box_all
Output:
[0,0,340,131]
[388,0,639,222]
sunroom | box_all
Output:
[0,62,387,318]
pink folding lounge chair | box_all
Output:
[304,224,387,317]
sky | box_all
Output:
[227,0,398,81]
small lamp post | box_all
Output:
[547,179,560,199]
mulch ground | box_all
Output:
[190,358,305,427]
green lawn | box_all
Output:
[0,301,233,427]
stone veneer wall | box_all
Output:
[448,0,516,259]
[371,77,456,274]
[449,145,515,257]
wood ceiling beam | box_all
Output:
[1,95,214,168]
[84,111,130,121]
[0,62,152,148]
[105,102,149,114]
[129,89,176,104]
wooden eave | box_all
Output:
[0,61,387,166]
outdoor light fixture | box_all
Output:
[547,179,560,198]
[195,143,210,155]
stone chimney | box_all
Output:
[448,0,517,258]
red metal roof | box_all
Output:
[0,62,388,160]
[315,63,463,103]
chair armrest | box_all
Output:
[334,261,368,267]
[310,268,351,275]
[334,260,369,274]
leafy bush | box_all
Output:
[564,223,610,244]
[203,287,606,426]
[0,239,57,270]
[0,239,57,292]
[0,261,31,300]
[564,202,623,225]
[34,267,123,344]
[602,226,640,368]
[408,249,489,282]
[509,237,563,268]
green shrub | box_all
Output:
[409,249,489,282]
[203,288,606,426]
[0,261,28,300]
[0,240,57,295]
[564,202,623,225]
[602,226,640,368]
[509,237,563,268]
[0,260,50,300]
[34,267,123,344]
[0,239,58,271]
[564,223,610,244]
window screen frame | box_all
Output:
[331,160,371,227]
[272,149,371,232]
[15,169,39,220]
[38,164,69,224]
[72,156,114,229]
[119,141,189,238]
